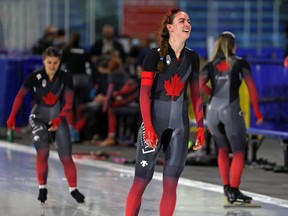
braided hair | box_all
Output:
[157,8,181,72]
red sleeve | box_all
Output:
[284,56,288,68]
[113,79,138,97]
[58,88,74,120]
[200,77,212,96]
[244,75,262,120]
[190,80,204,127]
[189,51,204,128]
[140,71,154,129]
[8,86,28,119]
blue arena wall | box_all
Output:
[0,56,287,132]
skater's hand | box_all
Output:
[284,56,288,68]
[144,126,158,149]
[256,117,263,125]
[48,117,62,131]
[7,116,15,130]
[193,127,205,150]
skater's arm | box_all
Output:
[244,75,263,125]
[189,52,205,150]
[48,87,74,131]
[113,79,138,97]
[240,59,263,125]
[140,71,158,148]
[7,86,29,129]
[139,48,159,149]
[200,62,212,96]
[49,72,74,131]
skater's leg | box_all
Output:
[221,104,249,202]
[217,147,230,186]
[56,120,85,203]
[230,151,245,188]
[228,150,252,203]
[213,134,231,197]
[30,116,50,203]
[60,156,77,188]
[36,149,50,186]
[226,135,251,202]
[160,168,182,216]
[126,124,160,216]
[36,149,49,203]
[160,128,186,216]
[207,109,231,197]
[126,177,152,216]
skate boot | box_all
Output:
[38,188,48,204]
[227,187,252,204]
[223,184,230,198]
[71,189,85,204]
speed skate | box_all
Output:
[223,200,262,208]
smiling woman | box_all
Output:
[125,9,205,216]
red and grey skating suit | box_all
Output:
[135,46,204,179]
[126,45,204,216]
[25,68,74,155]
[201,53,262,152]
[8,68,77,187]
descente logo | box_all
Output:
[215,75,229,80]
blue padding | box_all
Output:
[250,59,288,131]
[0,55,42,127]
[0,56,24,126]
[190,120,288,139]
[247,128,288,139]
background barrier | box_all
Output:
[0,56,287,132]
[250,58,288,131]
[0,55,42,126]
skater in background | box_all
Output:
[200,31,263,203]
[126,9,205,216]
[6,46,85,204]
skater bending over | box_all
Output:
[200,32,263,203]
[7,46,85,204]
[125,8,205,216]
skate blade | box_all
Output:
[40,202,46,216]
[40,202,46,207]
[224,200,261,208]
[76,202,89,212]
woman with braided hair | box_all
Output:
[125,9,205,216]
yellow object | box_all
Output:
[239,81,250,127]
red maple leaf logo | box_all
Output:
[164,74,185,100]
[42,92,58,105]
[216,60,230,73]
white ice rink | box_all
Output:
[0,141,288,216]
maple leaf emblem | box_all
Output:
[42,92,58,105]
[164,74,185,100]
[216,60,230,73]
